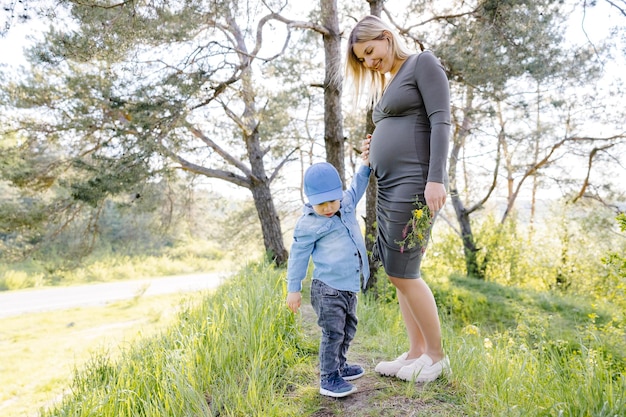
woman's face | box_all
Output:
[352,36,394,74]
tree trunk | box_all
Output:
[321,0,345,181]
[237,33,288,266]
[362,0,385,294]
[249,177,289,265]
[367,0,384,16]
[244,126,288,266]
[363,107,380,293]
[449,87,484,278]
[450,192,482,278]
[529,85,541,239]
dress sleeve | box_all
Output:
[415,51,451,184]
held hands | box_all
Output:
[360,134,371,167]
[286,291,302,313]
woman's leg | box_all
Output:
[396,287,425,359]
[390,276,444,362]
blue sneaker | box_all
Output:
[320,371,357,398]
[340,364,365,381]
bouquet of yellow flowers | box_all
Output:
[395,197,432,254]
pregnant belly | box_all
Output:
[371,118,410,168]
[370,117,428,202]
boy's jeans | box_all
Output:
[310,279,358,377]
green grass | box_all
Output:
[0,240,238,290]
[0,292,208,417]
[37,262,313,417]
[5,262,626,416]
[356,271,626,416]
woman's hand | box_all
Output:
[424,182,446,216]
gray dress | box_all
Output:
[369,51,451,278]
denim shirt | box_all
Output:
[286,165,371,293]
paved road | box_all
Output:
[0,273,229,318]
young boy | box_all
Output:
[286,158,371,398]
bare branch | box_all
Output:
[72,0,134,10]
[250,13,294,61]
[174,156,251,189]
[184,122,257,182]
[571,143,618,203]
[189,70,242,111]
[504,133,625,214]
[270,13,330,36]
[268,147,299,183]
[468,127,501,216]
[383,5,479,50]
[603,0,626,16]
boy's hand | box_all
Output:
[360,134,371,167]
[286,291,302,313]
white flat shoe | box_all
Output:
[396,354,451,382]
[374,352,416,377]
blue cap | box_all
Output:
[304,162,343,205]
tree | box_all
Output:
[319,0,346,181]
[361,0,386,293]
[357,0,625,279]
[2,0,365,267]
[424,0,623,278]
[1,0,321,265]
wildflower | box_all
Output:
[395,196,432,253]
[484,338,493,349]
[462,324,480,336]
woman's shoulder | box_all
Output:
[413,50,445,76]
[415,50,440,65]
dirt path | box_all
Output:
[299,304,464,417]
[0,273,228,318]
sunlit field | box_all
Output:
[1,259,620,417]
[0,291,211,417]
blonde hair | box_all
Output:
[345,15,414,106]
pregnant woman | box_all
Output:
[345,15,451,382]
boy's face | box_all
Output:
[312,200,340,217]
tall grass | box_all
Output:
[360,270,626,416]
[39,263,312,417]
[36,262,626,416]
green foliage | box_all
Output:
[599,212,626,309]
[617,213,626,232]
[421,222,467,279]
[0,269,45,290]
[361,272,626,417]
[0,240,227,290]
[474,214,526,286]
[5,259,623,416]
[214,198,264,252]
[0,141,60,190]
[0,155,226,270]
[67,153,152,207]
[440,0,601,92]
[426,202,623,306]
[38,262,310,417]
